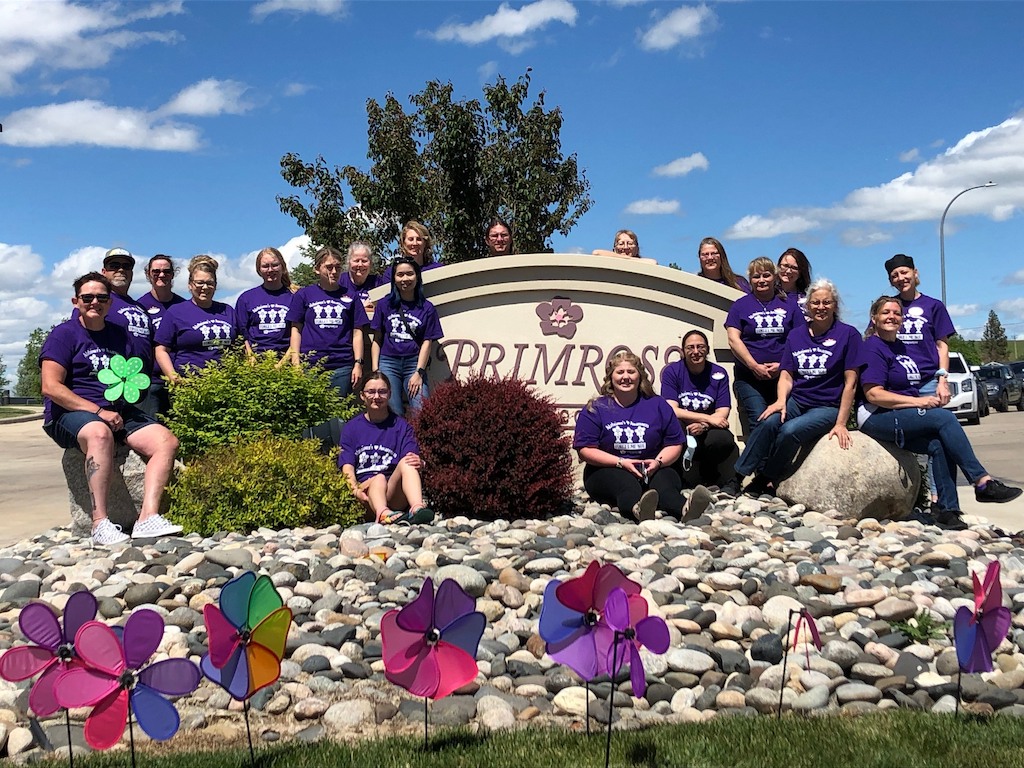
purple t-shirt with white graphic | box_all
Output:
[896,293,955,380]
[660,361,731,413]
[781,320,862,409]
[726,293,798,380]
[339,272,383,303]
[235,285,294,353]
[859,334,922,397]
[154,300,238,373]
[287,284,370,369]
[370,297,443,359]
[75,293,153,369]
[136,292,186,334]
[40,320,147,423]
[573,395,684,460]
[339,412,420,483]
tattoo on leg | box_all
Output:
[86,456,99,480]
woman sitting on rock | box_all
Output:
[857,295,1021,529]
[339,371,434,526]
[573,351,686,521]
[722,278,861,498]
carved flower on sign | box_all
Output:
[536,298,583,340]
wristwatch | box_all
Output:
[416,367,427,376]
[935,368,948,378]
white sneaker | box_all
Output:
[92,518,130,546]
[131,514,183,539]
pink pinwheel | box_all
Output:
[0,591,97,717]
[601,587,670,698]
[954,560,1011,674]
[54,609,201,750]
[538,561,641,680]
[381,577,485,699]
[791,608,822,668]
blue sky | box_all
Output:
[3,0,1024,384]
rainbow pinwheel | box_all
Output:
[97,355,151,404]
[200,572,292,701]
[954,560,1011,674]
[602,587,670,698]
[381,577,485,699]
[538,561,640,680]
[0,591,97,717]
[53,609,201,749]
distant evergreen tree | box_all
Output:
[15,327,46,399]
[0,354,8,392]
[980,310,1008,363]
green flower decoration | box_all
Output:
[97,355,151,404]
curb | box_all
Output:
[0,413,44,425]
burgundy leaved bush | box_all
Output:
[411,374,573,520]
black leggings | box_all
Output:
[693,428,737,485]
[583,464,686,518]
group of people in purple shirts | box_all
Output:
[572,245,1021,530]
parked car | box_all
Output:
[946,352,980,424]
[1009,361,1024,393]
[977,363,1024,412]
[976,372,991,417]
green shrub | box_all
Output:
[163,350,359,461]
[168,435,361,535]
[411,374,573,520]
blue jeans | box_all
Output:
[328,365,355,397]
[378,355,428,417]
[859,407,987,512]
[917,378,938,499]
[44,406,158,450]
[733,377,779,435]
[735,398,838,481]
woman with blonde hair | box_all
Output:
[382,220,442,281]
[593,230,657,264]
[697,237,750,293]
[236,247,297,356]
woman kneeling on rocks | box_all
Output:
[573,351,686,521]
[339,371,434,525]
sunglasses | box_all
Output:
[149,268,174,276]
[105,262,133,271]
[78,293,111,304]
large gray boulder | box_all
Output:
[775,434,921,521]
[63,445,149,536]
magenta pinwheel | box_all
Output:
[791,608,822,667]
[954,560,1011,673]
[53,609,201,750]
[200,571,292,701]
[0,591,97,717]
[538,561,641,680]
[381,577,485,699]
[602,587,670,698]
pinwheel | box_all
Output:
[602,587,670,699]
[97,355,151,404]
[54,609,201,753]
[953,560,1010,713]
[381,577,485,747]
[778,608,822,718]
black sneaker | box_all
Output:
[933,508,968,531]
[975,479,1023,504]
[720,477,742,498]
[744,475,773,498]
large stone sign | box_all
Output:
[371,254,744,434]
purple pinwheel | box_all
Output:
[954,560,1011,674]
[602,587,670,698]
[381,577,485,700]
[0,591,97,717]
[53,609,201,750]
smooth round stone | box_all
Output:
[845,587,888,607]
[323,700,373,730]
[716,690,746,709]
[204,548,255,569]
[850,662,892,683]
[670,687,698,713]
[793,685,831,711]
[434,565,487,597]
[874,597,917,622]
[747,687,793,714]
[708,622,743,641]
[835,683,882,704]
[666,649,716,674]
[761,595,804,631]
[524,557,564,574]
[705,573,742,590]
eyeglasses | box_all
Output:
[191,280,216,288]
[363,389,389,398]
[487,233,510,240]
[808,300,834,307]
[149,269,173,276]
[78,293,110,304]
[700,251,720,257]
[778,264,799,273]
[105,262,133,271]
[751,272,775,280]
[684,344,708,352]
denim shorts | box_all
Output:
[43,406,159,450]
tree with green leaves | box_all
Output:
[15,327,46,399]
[0,353,8,392]
[277,71,592,266]
[980,310,1008,363]
[946,334,980,366]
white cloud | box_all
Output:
[839,228,893,247]
[1003,269,1024,285]
[432,0,577,49]
[478,61,500,82]
[160,79,253,117]
[898,148,920,163]
[51,246,110,285]
[624,198,680,215]
[251,0,347,21]
[0,1,182,95]
[283,82,313,97]
[946,303,979,318]
[652,152,708,177]
[995,297,1024,319]
[725,110,1024,239]
[639,5,716,52]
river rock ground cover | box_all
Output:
[2,488,1024,761]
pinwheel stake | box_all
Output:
[201,572,293,767]
[381,577,485,750]
[953,560,1010,715]
[0,592,98,768]
[777,608,822,719]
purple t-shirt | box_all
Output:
[859,334,922,397]
[370,297,443,359]
[339,272,383,303]
[154,300,238,374]
[136,292,186,334]
[286,284,370,369]
[660,361,731,413]
[40,319,147,423]
[235,285,294,353]
[339,412,420,483]
[699,272,751,294]
[74,293,153,369]
[726,293,799,380]
[781,320,862,409]
[896,293,955,380]
[573,395,684,460]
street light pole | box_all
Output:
[939,181,997,305]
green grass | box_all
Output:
[0,406,32,418]
[39,712,1024,768]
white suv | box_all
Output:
[946,352,980,425]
